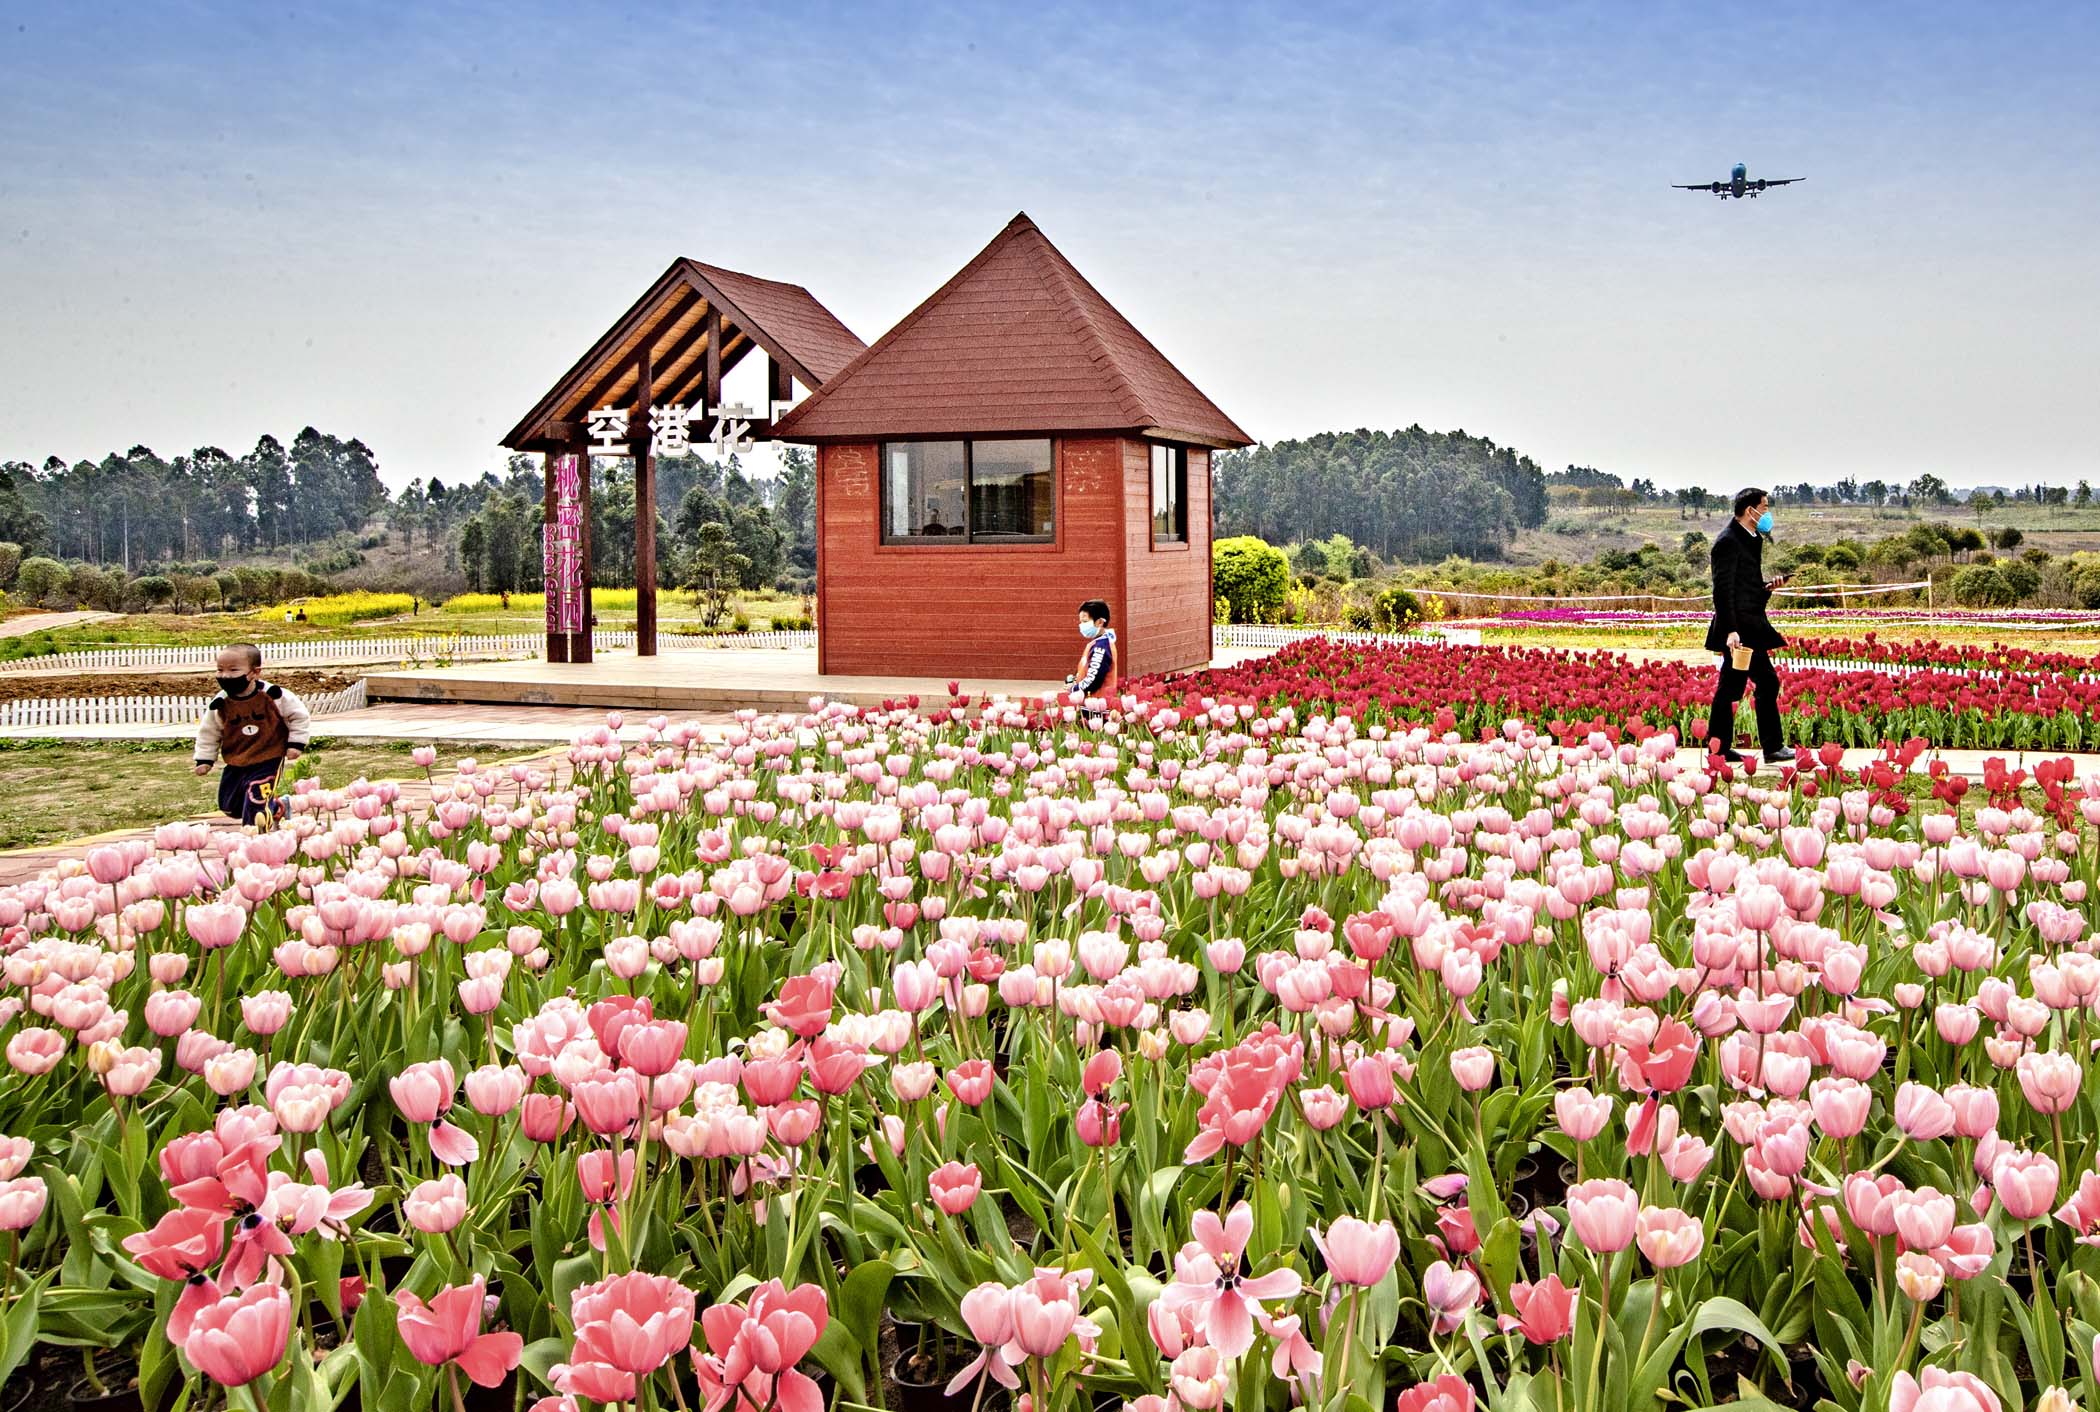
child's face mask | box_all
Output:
[217,673,252,696]
[1079,620,1101,639]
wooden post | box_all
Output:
[633,346,658,657]
[573,441,595,664]
[704,306,723,412]
[769,356,792,417]
[543,449,569,663]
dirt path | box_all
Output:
[0,610,118,637]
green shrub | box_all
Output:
[1949,563,2016,607]
[1374,586,1423,631]
[14,558,65,607]
[1212,536,1291,623]
[0,544,20,591]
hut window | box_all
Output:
[1151,444,1187,543]
[881,442,967,542]
[881,438,1055,544]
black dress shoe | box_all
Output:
[1714,749,1746,764]
[1765,747,1798,764]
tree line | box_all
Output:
[1214,427,1550,561]
[0,429,816,608]
[2,429,388,569]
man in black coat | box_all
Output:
[1704,487,1797,765]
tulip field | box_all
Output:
[9,680,2100,1412]
[1159,637,2100,751]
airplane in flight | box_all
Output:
[1674,163,1805,199]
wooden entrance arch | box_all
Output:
[501,260,863,660]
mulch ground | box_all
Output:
[0,669,364,704]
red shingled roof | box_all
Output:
[771,213,1251,448]
[683,260,866,387]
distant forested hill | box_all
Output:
[1214,427,1549,561]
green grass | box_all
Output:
[0,739,551,851]
[0,592,813,661]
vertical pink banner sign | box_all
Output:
[545,455,584,636]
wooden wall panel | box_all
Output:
[1118,440,1213,678]
[817,439,1125,680]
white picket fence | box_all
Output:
[0,628,818,674]
[0,681,369,730]
[1213,623,1485,650]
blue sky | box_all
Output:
[2,0,2096,492]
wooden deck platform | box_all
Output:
[365,648,1072,712]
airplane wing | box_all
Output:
[1761,178,1806,186]
[1672,183,1716,190]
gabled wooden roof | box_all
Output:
[502,260,865,451]
[770,213,1252,449]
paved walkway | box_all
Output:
[0,610,118,638]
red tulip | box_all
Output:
[1502,1275,1576,1344]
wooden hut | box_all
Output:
[772,212,1252,680]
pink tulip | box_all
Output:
[183,1283,291,1387]
[6,1029,65,1077]
[1158,1202,1303,1358]
[617,997,684,1057]
[464,1064,527,1117]
[945,1059,994,1108]
[929,1161,982,1215]
[693,1279,827,1412]
[1993,1150,2060,1223]
[397,1275,525,1388]
[767,974,835,1038]
[570,1271,697,1377]
[1888,1366,2003,1412]
[99,1045,161,1098]
[1808,1079,1871,1141]
[239,991,292,1036]
[184,903,247,951]
[2017,1051,2081,1114]
[1893,1083,1955,1140]
[399,1170,466,1232]
[1448,1046,1494,1092]
[1298,1085,1348,1130]
[519,1093,573,1144]
[1566,1178,1639,1254]
[1311,1216,1401,1287]
[1394,1374,1477,1412]
[946,1283,1021,1395]
[390,1059,455,1123]
[1420,1260,1480,1334]
[571,1072,641,1136]
[1889,1187,1956,1252]
[1634,1206,1703,1267]
[1554,1088,1612,1142]
[0,1177,46,1231]
[1008,1273,1080,1358]
[1345,1054,1396,1111]
[1945,1083,1999,1140]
